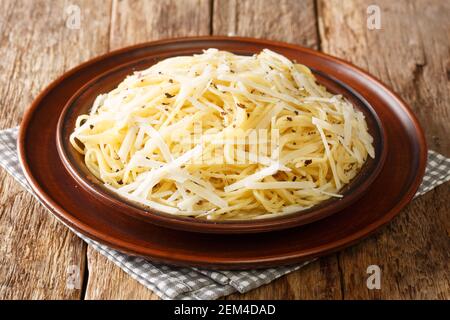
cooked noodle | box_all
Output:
[70,49,374,220]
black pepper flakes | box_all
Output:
[165,93,175,98]
[286,117,293,121]
[304,159,312,166]
[294,110,299,115]
[237,103,246,108]
[89,125,94,129]
[169,79,174,83]
[345,163,355,173]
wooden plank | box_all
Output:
[318,0,450,299]
[0,0,112,299]
[212,0,344,300]
[226,257,343,300]
[83,249,159,300]
[2,0,445,300]
[213,0,319,47]
[83,0,212,300]
[109,0,212,50]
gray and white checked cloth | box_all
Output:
[1,126,449,299]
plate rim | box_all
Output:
[17,36,427,268]
[55,53,387,234]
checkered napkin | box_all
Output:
[1,127,449,299]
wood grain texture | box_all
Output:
[213,0,343,300]
[226,257,343,300]
[109,0,211,50]
[83,0,212,299]
[0,0,448,300]
[83,249,159,300]
[213,0,319,48]
[318,0,450,299]
[0,0,111,299]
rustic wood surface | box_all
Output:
[0,0,448,300]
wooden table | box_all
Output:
[0,0,448,300]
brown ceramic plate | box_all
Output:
[18,37,426,269]
[56,55,386,234]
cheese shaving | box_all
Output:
[70,49,374,220]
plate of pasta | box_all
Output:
[19,37,426,268]
[57,48,385,233]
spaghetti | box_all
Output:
[70,49,374,220]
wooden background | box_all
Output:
[0,0,449,299]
